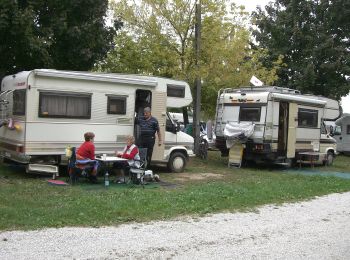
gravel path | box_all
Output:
[1,192,350,260]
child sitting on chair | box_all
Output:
[76,132,99,183]
[113,135,140,183]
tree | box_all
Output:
[99,0,280,117]
[0,0,120,79]
[252,0,350,99]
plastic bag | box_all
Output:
[65,146,72,158]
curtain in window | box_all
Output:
[40,93,90,118]
[67,96,90,117]
[41,95,67,116]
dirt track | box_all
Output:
[1,192,350,259]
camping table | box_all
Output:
[95,156,128,182]
[298,152,320,169]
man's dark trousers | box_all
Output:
[140,136,155,166]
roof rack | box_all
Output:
[221,86,301,95]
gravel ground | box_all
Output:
[1,192,350,260]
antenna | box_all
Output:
[250,76,264,87]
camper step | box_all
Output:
[275,162,291,166]
[228,163,241,168]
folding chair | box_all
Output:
[129,148,147,187]
[67,147,97,184]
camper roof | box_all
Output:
[220,89,326,106]
[1,69,193,108]
[34,69,158,87]
[221,86,301,94]
[303,94,341,120]
[271,93,327,106]
[219,86,340,113]
[335,113,350,125]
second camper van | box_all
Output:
[214,86,339,166]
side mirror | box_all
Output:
[172,124,178,134]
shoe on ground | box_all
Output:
[154,174,160,182]
[114,178,125,184]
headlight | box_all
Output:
[186,145,194,151]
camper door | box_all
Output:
[287,103,297,158]
[277,102,297,158]
[151,91,166,160]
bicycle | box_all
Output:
[198,134,209,160]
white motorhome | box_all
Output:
[214,86,338,166]
[0,69,194,175]
[333,114,350,155]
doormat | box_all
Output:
[158,181,179,189]
[81,182,160,191]
[282,169,350,180]
[47,179,69,186]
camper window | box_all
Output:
[167,84,185,98]
[39,91,91,119]
[334,126,341,135]
[107,96,127,115]
[347,125,350,134]
[13,89,26,115]
[298,108,318,128]
[239,107,261,122]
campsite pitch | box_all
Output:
[1,152,350,231]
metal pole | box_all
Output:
[193,2,201,155]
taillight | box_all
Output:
[255,144,264,151]
[16,145,25,153]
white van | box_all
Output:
[0,69,194,175]
[214,86,338,166]
[333,114,350,155]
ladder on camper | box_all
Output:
[214,88,231,136]
[0,90,14,121]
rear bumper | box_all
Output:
[0,150,30,163]
[0,150,59,175]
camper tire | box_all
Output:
[168,152,186,173]
[325,151,334,166]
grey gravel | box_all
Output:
[1,192,350,260]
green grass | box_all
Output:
[1,152,350,231]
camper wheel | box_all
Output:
[168,152,186,173]
[325,151,334,166]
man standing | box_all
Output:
[136,107,162,166]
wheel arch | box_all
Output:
[166,146,189,160]
[325,147,336,155]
